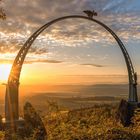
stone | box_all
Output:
[24,102,47,139]
[116,99,135,126]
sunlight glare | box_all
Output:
[0,64,12,82]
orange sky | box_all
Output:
[0,0,140,97]
[0,62,129,85]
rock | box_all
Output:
[24,102,47,139]
[116,99,135,126]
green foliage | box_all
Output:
[2,103,140,140]
[45,104,140,140]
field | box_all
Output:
[0,84,140,139]
[1,103,140,140]
[44,104,140,140]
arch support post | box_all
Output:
[129,72,138,103]
[117,73,138,126]
[4,82,23,131]
[129,84,138,103]
[5,83,19,122]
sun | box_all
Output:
[0,64,12,82]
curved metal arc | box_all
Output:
[8,15,137,102]
[8,15,136,83]
[5,15,138,122]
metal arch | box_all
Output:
[5,15,138,121]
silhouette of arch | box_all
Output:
[5,15,138,122]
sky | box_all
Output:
[0,0,140,87]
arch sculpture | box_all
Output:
[5,14,138,125]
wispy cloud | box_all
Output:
[0,0,140,69]
[25,59,63,64]
[0,59,63,64]
[81,63,104,67]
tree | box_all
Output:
[0,0,6,20]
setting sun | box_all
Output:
[0,64,12,82]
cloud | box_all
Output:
[0,0,140,66]
[0,34,49,54]
[81,63,104,67]
[0,59,63,64]
[1,0,140,40]
[25,59,63,64]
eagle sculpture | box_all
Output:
[83,10,97,18]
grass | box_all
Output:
[44,103,140,140]
[1,103,140,139]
